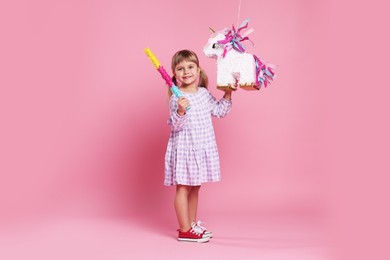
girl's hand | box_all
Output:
[223,87,234,101]
[177,97,189,115]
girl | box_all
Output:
[164,50,234,242]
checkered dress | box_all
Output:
[164,87,232,186]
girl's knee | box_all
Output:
[190,185,201,193]
[176,185,192,193]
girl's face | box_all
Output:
[174,60,200,88]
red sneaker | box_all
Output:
[177,227,210,243]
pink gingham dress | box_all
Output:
[164,87,232,186]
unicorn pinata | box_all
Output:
[203,19,275,91]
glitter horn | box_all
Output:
[144,48,190,110]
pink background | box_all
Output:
[0,0,388,260]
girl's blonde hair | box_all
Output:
[169,50,208,96]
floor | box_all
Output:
[0,211,329,260]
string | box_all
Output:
[236,0,242,28]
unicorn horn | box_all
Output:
[209,27,215,33]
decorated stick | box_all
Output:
[144,48,190,110]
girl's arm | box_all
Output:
[208,90,232,118]
[167,95,187,131]
[223,89,233,101]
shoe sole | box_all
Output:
[177,237,210,243]
[204,232,213,238]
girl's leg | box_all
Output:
[188,185,201,224]
[174,185,192,232]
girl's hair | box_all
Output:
[169,50,208,96]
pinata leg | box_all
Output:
[217,72,240,91]
[232,72,240,90]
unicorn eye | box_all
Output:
[212,43,218,49]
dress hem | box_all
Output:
[164,179,221,186]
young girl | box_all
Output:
[164,50,234,242]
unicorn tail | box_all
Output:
[253,55,275,89]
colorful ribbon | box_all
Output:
[254,55,275,88]
[217,18,254,58]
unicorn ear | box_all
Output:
[209,27,215,34]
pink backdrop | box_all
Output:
[0,0,328,221]
[1,1,388,259]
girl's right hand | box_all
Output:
[177,96,189,115]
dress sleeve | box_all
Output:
[167,95,187,131]
[207,90,232,118]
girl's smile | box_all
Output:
[174,60,200,88]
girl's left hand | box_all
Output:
[223,87,234,100]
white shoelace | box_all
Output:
[196,220,207,231]
[190,226,203,235]
[191,221,207,233]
